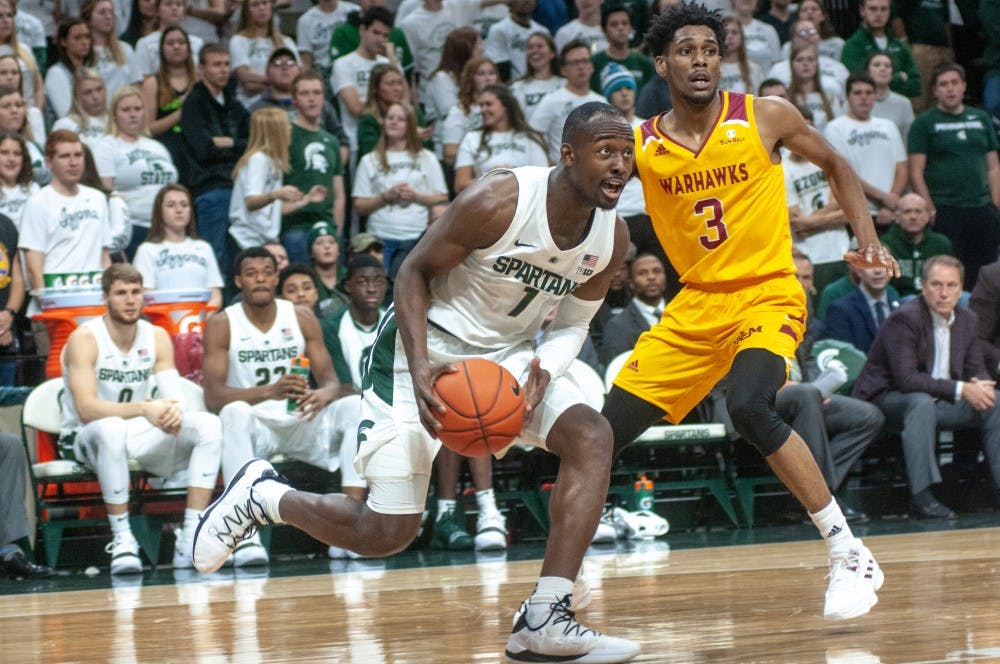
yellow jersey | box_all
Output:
[635,91,794,289]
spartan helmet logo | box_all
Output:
[304,142,329,174]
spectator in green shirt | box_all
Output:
[841,0,920,98]
[889,0,952,112]
[590,2,654,94]
[908,63,1000,290]
[880,193,953,296]
[328,0,414,75]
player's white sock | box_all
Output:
[436,499,457,520]
[476,489,501,518]
[253,479,293,524]
[109,511,131,536]
[810,497,853,558]
[182,508,201,536]
[527,576,575,621]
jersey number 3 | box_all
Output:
[695,198,728,250]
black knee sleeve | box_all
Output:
[726,348,792,457]
[601,386,669,460]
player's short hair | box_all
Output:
[102,263,143,295]
[922,254,964,284]
[561,101,627,147]
[277,262,320,294]
[644,0,725,59]
[199,43,230,66]
[44,129,83,160]
[845,71,875,96]
[233,246,277,276]
[345,254,385,280]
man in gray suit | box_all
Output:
[1,433,52,578]
[853,255,1000,518]
[598,253,666,366]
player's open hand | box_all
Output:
[844,243,901,278]
[294,385,337,422]
[410,360,455,438]
[521,357,550,421]
[269,373,309,400]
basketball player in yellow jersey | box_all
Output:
[602,2,901,621]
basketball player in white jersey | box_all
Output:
[194,102,641,663]
[201,246,346,568]
[61,264,222,574]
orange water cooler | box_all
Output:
[31,290,106,378]
[142,288,213,335]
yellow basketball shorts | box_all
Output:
[612,274,806,424]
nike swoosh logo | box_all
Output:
[513,240,535,248]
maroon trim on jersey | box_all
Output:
[779,324,798,342]
[656,91,726,158]
[724,91,748,122]
[639,116,660,144]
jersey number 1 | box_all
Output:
[695,198,728,250]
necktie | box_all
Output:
[875,300,887,326]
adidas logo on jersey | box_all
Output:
[625,359,639,372]
[654,144,670,157]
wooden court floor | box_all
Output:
[2,528,999,663]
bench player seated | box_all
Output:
[60,264,223,574]
[202,246,348,567]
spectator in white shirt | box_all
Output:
[295,0,359,87]
[83,0,135,102]
[131,0,205,84]
[441,56,499,166]
[721,15,764,94]
[510,31,563,122]
[424,25,481,149]
[454,83,548,193]
[52,68,108,148]
[0,54,47,141]
[228,107,326,251]
[554,0,605,54]
[46,19,95,119]
[0,86,44,183]
[795,0,844,62]
[399,0,487,95]
[133,183,224,308]
[0,0,43,110]
[769,19,849,88]
[484,0,548,81]
[730,0,781,72]
[0,131,38,228]
[229,0,299,108]
[867,52,914,144]
[787,42,843,131]
[95,86,179,258]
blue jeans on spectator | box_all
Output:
[382,237,420,282]
[196,188,233,278]
[282,227,310,264]
[985,73,1000,124]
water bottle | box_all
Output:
[287,355,311,412]
[811,359,848,398]
[633,475,654,512]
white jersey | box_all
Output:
[60,317,158,434]
[225,299,305,413]
[427,166,615,349]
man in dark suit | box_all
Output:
[853,255,1000,518]
[969,259,1000,380]
[823,265,901,353]
[598,253,666,366]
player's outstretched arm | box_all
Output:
[755,96,900,277]
[394,171,519,436]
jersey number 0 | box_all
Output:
[695,198,728,250]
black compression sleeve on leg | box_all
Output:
[601,386,670,460]
[726,348,793,457]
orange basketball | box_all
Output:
[432,358,526,457]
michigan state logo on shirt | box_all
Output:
[141,161,176,186]
[304,142,330,173]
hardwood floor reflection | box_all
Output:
[2,528,999,663]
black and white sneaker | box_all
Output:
[504,594,640,663]
[192,459,280,573]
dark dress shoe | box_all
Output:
[909,497,956,520]
[836,499,870,524]
[0,549,54,579]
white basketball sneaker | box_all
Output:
[327,545,363,560]
[591,510,618,544]
[233,533,270,567]
[106,532,142,575]
[193,459,280,573]
[824,539,885,620]
[475,512,508,551]
[505,594,640,663]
